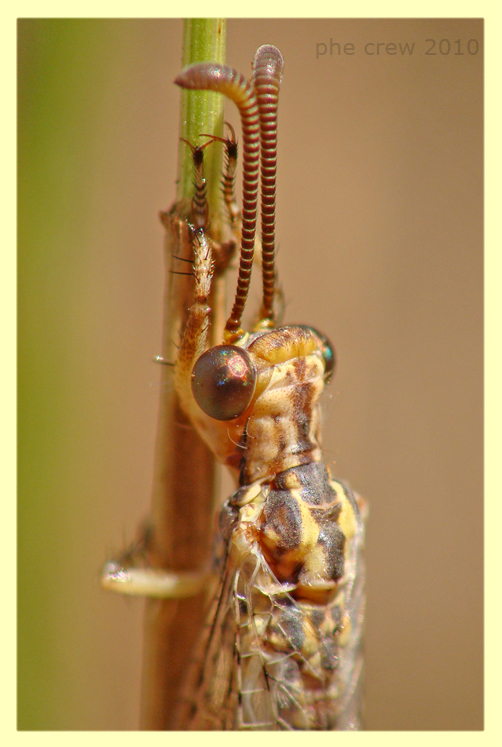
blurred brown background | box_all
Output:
[18,18,483,730]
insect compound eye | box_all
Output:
[319,334,336,383]
[191,345,257,421]
[298,325,336,384]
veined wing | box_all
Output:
[172,546,240,730]
[174,475,366,731]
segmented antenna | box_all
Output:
[252,45,284,326]
[175,64,260,340]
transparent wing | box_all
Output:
[173,548,240,730]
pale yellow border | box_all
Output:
[7,1,501,745]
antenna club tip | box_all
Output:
[253,44,285,81]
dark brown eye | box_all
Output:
[191,345,257,421]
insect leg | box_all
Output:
[175,62,260,339]
[100,521,208,598]
[199,125,241,278]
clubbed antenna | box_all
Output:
[252,45,284,326]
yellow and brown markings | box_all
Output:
[259,463,346,590]
[236,329,325,483]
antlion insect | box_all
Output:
[103,44,366,731]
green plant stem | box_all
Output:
[177,19,226,215]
